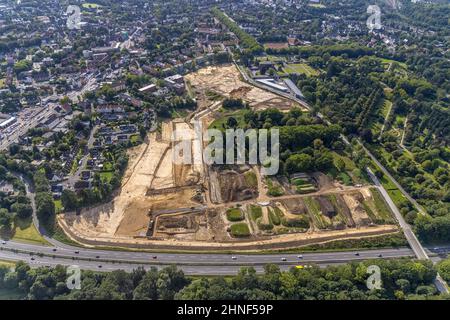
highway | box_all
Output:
[0,240,415,275]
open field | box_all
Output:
[282,63,319,76]
[12,218,49,245]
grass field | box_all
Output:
[230,223,250,237]
[82,3,101,8]
[226,208,244,222]
[249,205,262,221]
[209,109,248,131]
[283,63,319,76]
[244,171,257,189]
[370,188,394,223]
[268,208,282,226]
[100,171,114,182]
[54,200,63,214]
[12,218,49,245]
[308,3,326,8]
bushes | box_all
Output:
[268,208,283,226]
[257,220,273,231]
[230,223,251,237]
[249,205,262,221]
[281,216,310,229]
[266,178,284,197]
[226,208,244,222]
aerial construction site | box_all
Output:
[59,65,399,251]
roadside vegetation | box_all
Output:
[0,259,445,300]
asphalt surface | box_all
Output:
[0,240,415,275]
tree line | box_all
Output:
[0,259,448,300]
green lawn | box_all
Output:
[332,151,357,171]
[130,135,141,144]
[244,171,257,189]
[100,171,114,182]
[209,109,248,131]
[226,208,244,222]
[82,3,101,8]
[308,3,326,8]
[12,217,49,245]
[369,188,394,223]
[54,200,63,214]
[268,208,283,226]
[283,63,319,76]
[380,58,407,70]
[249,205,262,221]
[230,223,250,237]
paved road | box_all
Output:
[366,168,427,260]
[0,240,415,275]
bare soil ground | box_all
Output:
[217,168,258,203]
[59,65,397,250]
[185,64,304,111]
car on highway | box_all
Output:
[98,265,102,268]
[281,258,287,261]
[231,256,237,260]
[355,252,360,256]
[1,241,6,245]
[378,254,383,258]
[297,255,303,259]
[74,251,80,254]
[152,256,157,259]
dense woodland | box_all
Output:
[1,259,449,300]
